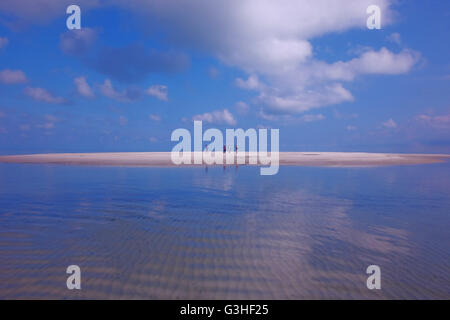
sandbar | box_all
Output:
[0,152,449,167]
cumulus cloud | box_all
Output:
[251,48,418,114]
[192,109,236,125]
[112,0,418,116]
[305,48,419,82]
[146,85,168,101]
[0,69,27,84]
[0,37,8,49]
[382,118,397,129]
[1,0,421,118]
[235,75,262,90]
[343,48,418,76]
[100,79,140,102]
[24,87,66,104]
[74,76,94,98]
[123,0,390,71]
[259,83,354,114]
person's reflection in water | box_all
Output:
[205,166,208,174]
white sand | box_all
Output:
[0,152,449,167]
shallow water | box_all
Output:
[0,163,449,299]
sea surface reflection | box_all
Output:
[0,163,449,299]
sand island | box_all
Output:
[0,152,449,167]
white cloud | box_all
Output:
[146,85,168,101]
[307,48,419,82]
[253,48,418,114]
[259,83,354,114]
[192,109,236,125]
[112,0,419,117]
[2,1,420,118]
[0,69,27,84]
[24,87,65,104]
[382,118,397,129]
[149,114,161,121]
[235,75,262,90]
[345,48,418,76]
[100,79,140,102]
[227,37,313,74]
[126,0,391,75]
[0,37,8,49]
[100,79,120,100]
[74,76,94,98]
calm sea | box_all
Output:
[0,163,449,299]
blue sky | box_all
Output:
[0,0,449,154]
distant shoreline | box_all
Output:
[0,152,449,167]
